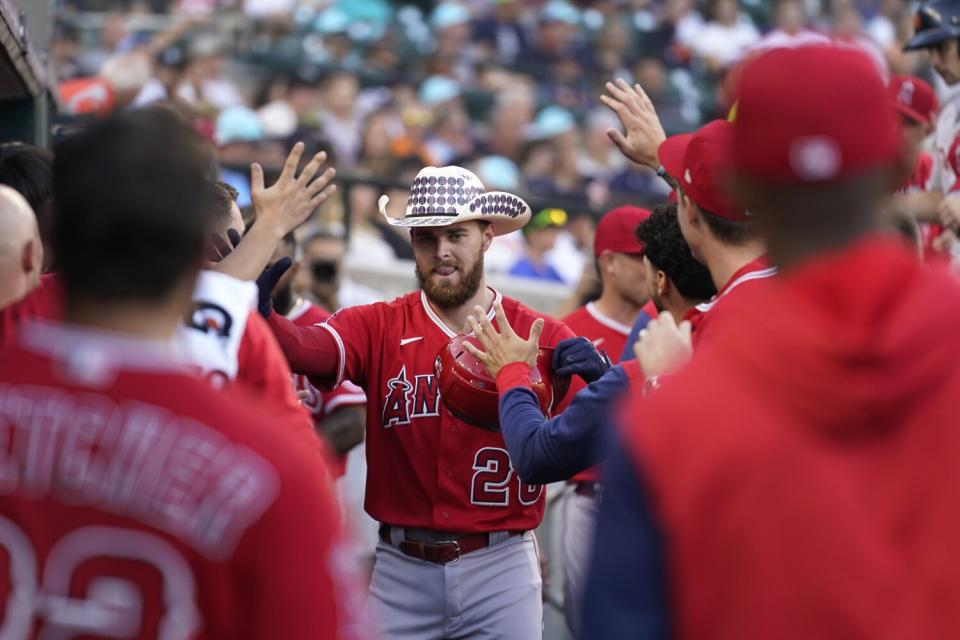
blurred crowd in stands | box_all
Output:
[49,0,932,285]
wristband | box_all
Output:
[496,362,534,394]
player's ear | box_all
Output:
[20,239,38,276]
[657,270,670,299]
[479,221,494,251]
[597,250,613,276]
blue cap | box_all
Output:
[430,2,470,30]
[216,107,263,146]
[419,75,461,105]
[476,156,520,191]
[528,106,576,140]
[541,1,579,25]
[314,7,350,34]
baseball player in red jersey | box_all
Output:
[554,204,649,633]
[888,75,956,262]
[601,83,775,381]
[0,110,367,639]
[269,232,367,478]
[264,166,574,639]
[585,45,960,640]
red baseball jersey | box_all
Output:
[0,273,307,426]
[627,238,960,639]
[0,273,62,349]
[558,302,633,483]
[683,256,777,348]
[316,289,574,533]
[0,322,368,639]
[898,151,947,264]
[288,299,367,478]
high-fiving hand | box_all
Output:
[251,142,337,236]
[462,302,544,378]
[634,313,693,378]
[600,79,667,171]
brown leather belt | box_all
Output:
[574,482,602,499]
[379,525,523,565]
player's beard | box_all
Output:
[416,251,485,309]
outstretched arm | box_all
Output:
[266,312,340,385]
[496,363,630,484]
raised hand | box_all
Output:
[251,142,337,236]
[600,78,667,171]
[633,313,693,378]
[462,302,545,378]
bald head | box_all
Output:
[0,184,43,308]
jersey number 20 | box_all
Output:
[470,447,543,507]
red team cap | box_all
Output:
[731,46,901,185]
[889,75,938,125]
[658,120,747,221]
[594,206,651,256]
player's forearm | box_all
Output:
[214,220,285,281]
[894,190,943,223]
[497,363,577,484]
[318,405,365,456]
[266,311,339,383]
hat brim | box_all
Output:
[658,133,694,183]
[893,101,930,125]
[904,29,954,51]
[378,191,532,236]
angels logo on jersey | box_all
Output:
[382,365,441,428]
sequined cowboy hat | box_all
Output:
[377,166,532,236]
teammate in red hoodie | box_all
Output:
[583,46,960,639]
[0,110,367,638]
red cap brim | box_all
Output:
[893,101,929,125]
[658,133,694,183]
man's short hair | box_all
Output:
[209,180,238,224]
[0,143,53,216]
[53,109,212,302]
[700,207,758,246]
[637,203,717,302]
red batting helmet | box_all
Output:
[435,334,570,431]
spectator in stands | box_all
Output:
[471,0,529,66]
[428,2,475,83]
[304,228,383,310]
[319,71,364,168]
[510,207,568,283]
[216,106,264,209]
[691,0,760,72]
[177,34,245,114]
[484,85,537,161]
[419,75,474,165]
[525,106,587,202]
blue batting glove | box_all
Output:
[256,257,292,319]
[551,337,612,384]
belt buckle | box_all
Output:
[432,539,461,565]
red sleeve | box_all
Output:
[237,312,310,428]
[267,310,341,384]
[0,274,63,349]
[312,303,380,389]
[234,431,371,639]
